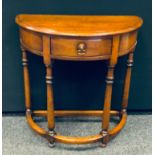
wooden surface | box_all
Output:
[32,110,120,117]
[16,15,142,61]
[16,15,143,146]
[19,28,137,60]
[16,15,143,36]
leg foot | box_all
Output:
[48,130,56,148]
[48,141,55,148]
[100,130,109,148]
[100,142,107,148]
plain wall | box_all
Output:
[3,0,152,112]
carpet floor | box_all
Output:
[2,114,152,155]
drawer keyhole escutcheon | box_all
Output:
[77,42,87,55]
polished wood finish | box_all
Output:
[109,112,127,137]
[46,66,55,131]
[16,15,141,61]
[16,14,143,147]
[101,35,120,146]
[43,35,55,132]
[54,133,102,144]
[122,52,134,110]
[16,15,142,36]
[26,110,127,144]
[21,47,31,110]
[32,110,120,117]
[26,111,47,136]
[42,35,56,146]
[19,28,137,61]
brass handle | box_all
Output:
[77,42,87,55]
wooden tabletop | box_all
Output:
[16,14,143,37]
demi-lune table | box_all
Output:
[15,15,143,147]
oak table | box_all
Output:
[15,15,143,147]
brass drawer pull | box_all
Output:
[77,42,87,55]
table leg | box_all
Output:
[100,35,120,147]
[42,35,56,147]
[45,64,56,147]
[101,64,115,147]
[21,47,31,113]
[121,52,134,113]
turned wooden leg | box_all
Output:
[121,52,134,113]
[45,64,56,147]
[101,64,115,147]
[21,47,31,113]
[42,35,56,147]
[100,35,120,147]
[46,65,55,130]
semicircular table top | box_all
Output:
[15,14,143,37]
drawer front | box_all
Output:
[51,37,112,58]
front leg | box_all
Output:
[43,35,56,147]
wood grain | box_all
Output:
[32,110,120,117]
[21,47,31,110]
[16,14,143,146]
[43,35,55,131]
[16,15,143,36]
[19,28,138,60]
